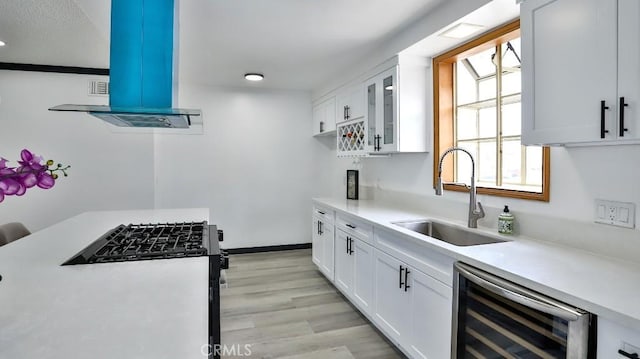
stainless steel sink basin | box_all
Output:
[392,220,507,246]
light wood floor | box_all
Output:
[220,249,405,359]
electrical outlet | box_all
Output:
[595,199,636,229]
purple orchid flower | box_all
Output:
[0,149,69,203]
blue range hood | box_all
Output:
[49,0,200,128]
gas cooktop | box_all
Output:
[62,222,217,265]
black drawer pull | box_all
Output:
[619,350,639,359]
[317,211,326,215]
[404,268,411,291]
[620,97,629,137]
[399,265,404,289]
[601,100,610,139]
[345,224,356,229]
[348,238,354,255]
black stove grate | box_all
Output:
[62,221,210,265]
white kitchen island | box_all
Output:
[0,208,210,359]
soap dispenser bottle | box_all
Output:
[498,205,514,234]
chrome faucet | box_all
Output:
[435,147,485,228]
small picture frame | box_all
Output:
[346,170,359,200]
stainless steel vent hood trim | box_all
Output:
[50,104,201,128]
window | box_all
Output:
[433,20,550,201]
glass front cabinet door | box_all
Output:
[365,67,398,153]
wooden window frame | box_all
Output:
[433,19,550,202]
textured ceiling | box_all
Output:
[0,0,109,68]
[0,0,447,90]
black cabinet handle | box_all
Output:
[346,105,351,120]
[345,224,356,229]
[399,265,404,289]
[601,100,610,139]
[620,97,629,137]
[346,236,350,254]
[319,221,323,235]
[374,134,381,151]
[320,121,324,133]
[619,350,639,359]
[317,211,325,215]
[348,238,354,255]
[404,268,411,291]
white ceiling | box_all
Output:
[0,0,447,90]
[402,0,519,58]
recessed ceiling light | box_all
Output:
[0,40,5,47]
[439,23,485,39]
[244,73,264,81]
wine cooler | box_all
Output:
[452,262,596,358]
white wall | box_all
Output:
[0,71,342,249]
[359,145,640,225]
[0,70,155,231]
[154,84,334,248]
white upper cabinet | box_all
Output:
[522,0,640,145]
[617,0,640,141]
[365,56,431,153]
[365,67,398,153]
[312,96,337,136]
[336,84,365,123]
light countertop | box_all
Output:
[0,208,210,359]
[314,197,640,331]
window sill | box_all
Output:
[442,183,549,202]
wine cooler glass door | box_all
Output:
[452,262,594,359]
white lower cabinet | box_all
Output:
[312,205,453,358]
[311,217,322,266]
[352,238,375,313]
[373,249,411,343]
[334,229,354,293]
[373,248,452,358]
[597,316,640,358]
[407,268,452,359]
[312,215,335,281]
[334,229,375,315]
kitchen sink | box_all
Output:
[391,220,507,246]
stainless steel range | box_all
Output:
[61,221,228,359]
